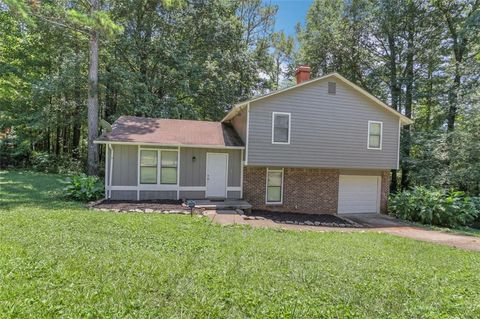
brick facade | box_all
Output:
[243,167,339,214]
[243,167,391,215]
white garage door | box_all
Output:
[338,175,380,214]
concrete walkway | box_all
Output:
[205,210,480,252]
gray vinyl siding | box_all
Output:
[111,190,137,200]
[111,145,137,186]
[106,142,243,200]
[231,108,247,143]
[179,191,241,200]
[139,191,177,200]
[247,79,400,169]
[179,148,242,187]
[179,191,206,199]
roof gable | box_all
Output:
[222,73,413,125]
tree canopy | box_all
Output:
[1,0,479,195]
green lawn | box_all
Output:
[1,170,480,318]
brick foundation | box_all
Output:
[243,167,391,215]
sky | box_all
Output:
[270,0,312,36]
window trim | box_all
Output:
[139,149,159,184]
[271,112,291,145]
[160,150,179,185]
[138,148,179,185]
[367,120,383,150]
[265,168,284,205]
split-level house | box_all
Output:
[95,67,412,214]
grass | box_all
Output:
[1,170,480,318]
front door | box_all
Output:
[206,153,228,198]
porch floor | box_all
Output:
[191,199,252,211]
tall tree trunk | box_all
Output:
[55,125,61,156]
[388,34,400,194]
[401,10,415,191]
[46,127,51,154]
[426,57,433,129]
[447,66,461,133]
[105,65,117,120]
[87,0,99,176]
[72,47,82,159]
[62,126,69,155]
[72,91,82,159]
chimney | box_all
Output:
[295,65,311,84]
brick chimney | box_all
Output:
[295,65,311,84]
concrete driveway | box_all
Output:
[206,210,480,252]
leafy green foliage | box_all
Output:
[1,171,480,317]
[389,186,479,227]
[1,0,282,173]
[406,109,480,195]
[31,152,83,174]
[0,135,31,168]
[62,173,104,201]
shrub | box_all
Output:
[31,152,83,174]
[31,152,58,172]
[389,187,479,228]
[0,137,31,168]
[62,174,104,202]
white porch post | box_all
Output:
[108,143,114,199]
[177,146,181,200]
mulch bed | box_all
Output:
[88,199,196,214]
[245,210,361,228]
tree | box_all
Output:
[5,0,122,175]
[433,0,479,133]
[266,31,294,89]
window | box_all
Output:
[140,150,157,184]
[368,121,383,149]
[266,169,283,203]
[160,151,178,184]
[272,112,290,144]
[139,149,178,185]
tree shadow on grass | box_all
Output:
[0,170,84,211]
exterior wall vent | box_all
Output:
[328,82,336,94]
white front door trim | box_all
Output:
[206,152,229,198]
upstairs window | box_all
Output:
[140,150,158,184]
[272,112,291,144]
[368,121,383,150]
